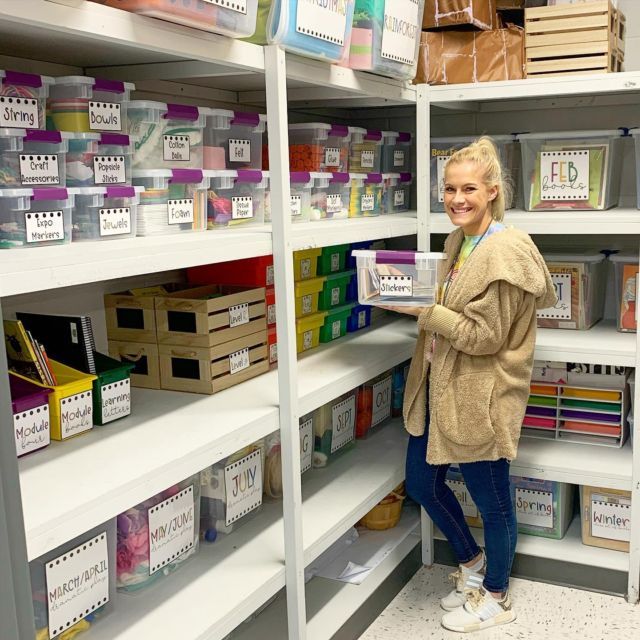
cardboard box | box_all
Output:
[423,0,497,30]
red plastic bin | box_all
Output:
[187,255,274,288]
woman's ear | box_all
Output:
[488,185,498,202]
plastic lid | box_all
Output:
[133,169,207,186]
[1,70,54,87]
[69,185,144,197]
[290,171,311,184]
[517,130,622,140]
[365,129,382,142]
[352,249,447,264]
[348,126,366,134]
[0,187,72,201]
[399,172,413,183]
[330,172,350,184]
[543,252,606,263]
[431,135,514,144]
[365,173,382,184]
[201,106,234,118]
[289,122,332,131]
[54,75,135,92]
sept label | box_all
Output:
[537,273,572,320]
[203,0,247,13]
[380,275,413,298]
[393,149,405,167]
[20,154,60,186]
[229,138,251,162]
[445,479,479,518]
[148,485,195,575]
[360,150,375,169]
[45,532,109,640]
[515,488,553,529]
[229,302,250,328]
[394,189,405,207]
[327,194,342,215]
[381,0,420,65]
[13,403,50,456]
[325,147,341,167]
[300,418,313,473]
[372,375,392,427]
[101,378,131,424]
[296,0,348,45]
[290,195,302,217]
[361,194,375,212]
[591,495,631,542]
[331,394,356,453]
[25,210,65,244]
[93,155,126,185]
[167,199,194,225]
[0,96,39,129]
[89,102,122,132]
[225,450,263,526]
[232,196,253,219]
[540,150,589,201]
[99,207,131,237]
[437,155,448,202]
[163,135,190,162]
[60,391,93,439]
[229,347,250,374]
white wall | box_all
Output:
[617,0,640,71]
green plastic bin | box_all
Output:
[319,303,355,343]
[318,270,355,310]
[317,244,350,275]
[93,351,134,426]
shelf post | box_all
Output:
[264,45,307,639]
[416,84,431,253]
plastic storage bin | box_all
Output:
[347,303,371,332]
[295,276,325,317]
[128,101,205,170]
[313,389,357,467]
[317,244,351,275]
[310,172,351,220]
[71,185,143,242]
[382,172,412,213]
[381,131,412,172]
[31,519,116,640]
[611,253,638,333]
[356,369,393,438]
[0,128,70,188]
[537,252,607,330]
[289,123,350,172]
[267,0,356,62]
[318,270,354,310]
[349,172,382,217]
[580,485,631,552]
[0,69,54,130]
[349,127,382,172]
[66,132,134,187]
[188,254,274,288]
[92,0,260,38]
[293,247,322,280]
[319,302,355,343]
[520,130,623,211]
[265,172,327,223]
[133,169,207,235]
[205,169,268,228]
[117,475,200,591]
[48,76,134,133]
[0,187,73,249]
[9,374,52,457]
[202,109,266,170]
[352,249,446,306]
[93,351,135,426]
[296,311,326,353]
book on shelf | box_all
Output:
[4,319,57,385]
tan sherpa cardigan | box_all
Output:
[403,227,557,465]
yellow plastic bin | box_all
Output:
[293,247,322,281]
[296,312,326,353]
[294,276,325,318]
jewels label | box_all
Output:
[296,0,348,45]
[591,496,631,542]
[232,196,253,220]
[60,391,93,439]
[300,418,313,473]
[0,96,39,129]
[99,207,131,237]
[225,449,263,526]
[229,347,250,374]
[393,149,405,167]
[13,403,50,457]
[537,273,572,320]
[229,138,251,162]
[372,375,392,427]
[394,189,405,206]
[163,135,190,162]
[325,147,341,167]
[20,154,60,186]
[229,302,250,328]
[327,194,342,215]
[93,155,126,185]
[361,150,375,169]
[516,488,553,529]
[446,479,479,518]
[101,378,131,424]
[380,275,413,297]
[25,210,65,244]
[331,394,356,453]
[290,195,302,217]
[437,155,448,202]
[381,0,420,65]
[89,102,122,132]
[203,0,247,14]
[168,198,194,225]
[361,194,375,212]
[540,150,590,201]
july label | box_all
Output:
[232,196,253,220]
[445,479,479,518]
[381,0,420,64]
[225,450,263,526]
[93,155,126,185]
[267,303,276,325]
[101,378,131,424]
[380,275,413,298]
[361,194,375,212]
[515,488,553,529]
[358,310,367,329]
[537,273,572,320]
[290,195,302,217]
[330,252,340,272]
[302,294,313,315]
[0,96,39,129]
[360,150,375,169]
[60,392,93,439]
[45,532,109,640]
[300,418,313,473]
[300,258,312,279]
[325,147,341,167]
[393,149,405,167]
[269,342,278,364]
[229,347,250,374]
[229,138,250,162]
[327,194,342,215]
[99,207,131,237]
[25,210,65,244]
[437,155,448,202]
[168,199,194,225]
[19,154,60,186]
[331,320,341,339]
[331,286,340,306]
[163,135,190,162]
[229,302,250,328]
[148,485,195,574]
[296,0,348,45]
[394,189,405,207]
[591,495,631,542]
[372,375,392,427]
[331,394,356,453]
[203,0,247,13]
[13,403,50,456]
[303,330,313,351]
[540,150,590,201]
[89,102,122,132]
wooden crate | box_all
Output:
[159,330,269,394]
[525,0,625,78]
[108,340,161,389]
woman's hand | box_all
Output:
[380,305,430,317]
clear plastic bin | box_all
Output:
[133,169,207,235]
[265,172,327,222]
[71,185,143,242]
[356,369,393,438]
[0,187,73,248]
[0,128,71,188]
[382,172,412,213]
[128,101,205,170]
[349,173,382,217]
[31,519,116,639]
[580,485,631,552]
[48,76,134,133]
[349,127,382,172]
[611,253,638,333]
[537,252,607,330]
[289,123,350,172]
[66,132,134,187]
[520,130,623,211]
[267,0,356,62]
[352,249,446,306]
[381,131,412,173]
[313,389,358,467]
[0,70,54,130]
[296,311,326,353]
[295,276,325,317]
[204,169,268,228]
[202,108,266,170]
[91,0,260,38]
[310,172,351,220]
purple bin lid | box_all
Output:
[399,172,412,183]
[236,170,263,184]
[25,130,61,144]
[330,172,350,184]
[290,172,311,184]
[170,169,203,184]
[31,187,68,201]
[10,375,52,414]
[3,71,42,88]
[365,129,382,142]
[99,133,130,146]
[106,186,136,198]
[232,111,260,127]
[365,173,382,184]
[328,124,349,138]
[376,250,416,265]
[397,132,412,143]
[165,103,200,121]
[94,78,126,94]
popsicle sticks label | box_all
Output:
[25,210,65,243]
[225,450,263,525]
[20,154,60,185]
[361,150,375,169]
[167,199,194,225]
[540,150,589,200]
[60,391,93,439]
[232,196,253,219]
[0,96,39,129]
[229,302,250,328]
[229,138,251,161]
[380,275,413,297]
[163,135,190,162]
[203,0,247,15]
[93,155,126,185]
[99,207,131,237]
[89,102,122,132]
[13,403,50,456]
[229,347,250,374]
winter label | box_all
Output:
[163,135,190,162]
[168,199,194,225]
[290,195,302,217]
[361,150,375,169]
[13,403,50,456]
[296,0,348,45]
[393,149,405,167]
[229,138,251,161]
[331,394,356,453]
[303,330,313,350]
[591,495,631,542]
[0,96,39,129]
[372,375,392,427]
[300,418,313,473]
[300,258,312,279]
[325,147,341,167]
[381,0,420,64]
[232,196,253,219]
[99,207,131,237]
[20,154,60,186]
[540,150,590,201]
[25,210,65,244]
[331,320,342,339]
[437,155,448,202]
[327,194,342,215]
[537,273,572,320]
[394,189,405,207]
[361,194,375,211]
[93,155,126,185]
[89,102,122,132]
[331,286,340,306]
[60,391,93,439]
[515,488,553,529]
[229,302,250,328]
[380,275,413,297]
[101,378,131,424]
[229,347,250,374]
[445,479,479,518]
[225,450,263,526]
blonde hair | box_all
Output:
[444,136,512,222]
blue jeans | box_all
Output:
[405,416,517,593]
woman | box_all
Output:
[393,137,556,633]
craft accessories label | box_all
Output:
[331,286,340,306]
[372,375,392,427]
[537,273,572,320]
[358,310,367,328]
[437,155,448,202]
[331,394,355,453]
[168,198,194,225]
[93,155,126,185]
[290,195,302,217]
[101,378,131,424]
[163,135,190,162]
[203,0,247,14]
[229,138,251,161]
[268,303,276,325]
[540,150,590,201]
[361,194,375,212]
[300,418,313,473]
[381,0,420,64]
[25,210,65,244]
[327,194,342,215]
[360,150,375,169]
[515,488,553,529]
[331,320,341,339]
[89,102,122,132]
[269,342,278,364]
[394,190,405,207]
[13,403,50,456]
[45,532,109,639]
[300,258,312,279]
[232,196,254,220]
[60,392,93,439]
[99,207,131,237]
[445,479,479,518]
[148,485,195,575]
[20,154,60,185]
[0,96,39,128]
[325,147,341,167]
[303,330,313,350]
[296,0,348,45]
[229,347,250,374]
[330,252,340,271]
[591,496,631,542]
[229,302,250,328]
[394,149,405,167]
[380,275,413,297]
[225,450,263,526]
[302,294,313,314]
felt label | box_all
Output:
[300,418,313,473]
[229,302,250,328]
[303,329,313,350]
[0,96,39,129]
[327,194,342,215]
[225,450,263,525]
[381,0,420,65]
[394,189,405,207]
[13,403,50,456]
[229,347,250,374]
[537,273,572,320]
[20,154,60,186]
[331,319,342,339]
[300,258,312,279]
[540,150,589,201]
[60,391,93,439]
[167,198,194,225]
[380,275,413,297]
[89,102,122,132]
[101,378,131,424]
[296,0,348,45]
[331,394,356,453]
[358,310,367,328]
[290,195,302,217]
[445,479,479,518]
[325,147,341,167]
[361,150,375,169]
[99,207,131,237]
[93,155,126,185]
[515,488,553,529]
[163,135,190,162]
[437,155,448,202]
[591,495,631,542]
[229,138,251,161]
[232,196,253,219]
[372,375,392,427]
[361,194,375,212]
[393,149,405,167]
[331,286,340,306]
[25,210,65,243]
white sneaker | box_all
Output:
[441,586,516,633]
[440,554,485,611]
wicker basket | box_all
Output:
[359,483,406,530]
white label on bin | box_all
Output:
[148,485,195,575]
[266,265,274,286]
[372,375,392,427]
[303,330,313,350]
[327,194,342,215]
[168,198,194,225]
[163,135,190,162]
[325,147,341,167]
[445,479,479,518]
[229,138,251,161]
[331,319,341,339]
[45,532,109,640]
[361,150,375,169]
[203,0,247,14]
[330,252,340,272]
[358,310,367,328]
[225,450,263,526]
[393,149,405,167]
[93,155,126,185]
[101,378,131,424]
[302,294,313,315]
[232,196,253,220]
[267,303,276,325]
[99,207,131,237]
[591,495,631,542]
[300,418,313,473]
[394,189,405,207]
[437,155,448,203]
[515,488,553,529]
[25,210,65,243]
[540,150,590,201]
[300,258,312,279]
[229,302,250,328]
[19,154,60,186]
[0,96,39,129]
[537,273,572,320]
[361,194,375,212]
[269,342,278,364]
[13,403,50,456]
[89,101,122,132]
[296,0,348,45]
[290,195,302,217]
[331,286,340,306]
[331,394,356,453]
[229,347,250,374]
[381,0,420,65]
[60,391,93,439]
[380,274,413,298]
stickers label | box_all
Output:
[327,194,342,215]
[99,207,131,237]
[300,418,313,473]
[93,155,126,185]
[372,375,392,427]
[515,488,553,529]
[325,147,341,167]
[20,154,60,186]
[89,102,122,132]
[163,135,190,162]
[13,403,50,456]
[167,199,194,225]
[101,378,131,424]
[229,347,250,374]
[394,189,405,207]
[393,149,405,167]
[296,0,348,45]
[331,394,356,453]
[379,274,413,297]
[225,450,263,526]
[445,479,479,518]
[540,150,590,201]
[229,138,251,161]
[25,210,65,243]
[232,196,253,220]
[229,302,250,328]
[361,150,375,169]
[381,0,420,65]
[290,195,302,217]
[537,273,572,320]
[0,96,39,129]
[60,391,93,439]
[591,495,631,542]
[361,194,375,212]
